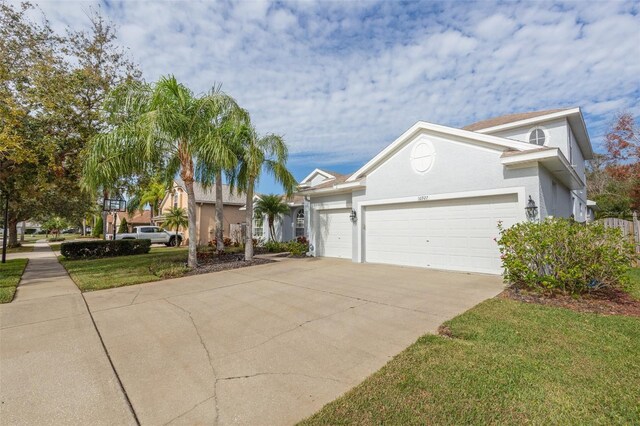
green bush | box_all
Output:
[61,239,152,260]
[285,240,309,256]
[497,218,637,295]
[264,240,286,253]
[48,237,65,242]
[92,216,103,238]
[118,218,129,233]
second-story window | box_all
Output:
[529,128,546,146]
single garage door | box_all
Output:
[314,208,352,259]
[364,194,519,274]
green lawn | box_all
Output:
[60,247,189,291]
[624,268,640,300]
[301,298,640,425]
[4,245,34,254]
[0,259,28,303]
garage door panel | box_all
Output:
[364,194,519,274]
[315,209,352,259]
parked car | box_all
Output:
[116,226,183,247]
[61,228,77,234]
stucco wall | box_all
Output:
[538,165,573,219]
[481,118,588,221]
[360,130,541,203]
[197,204,244,244]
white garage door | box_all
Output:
[314,209,352,259]
[364,194,519,274]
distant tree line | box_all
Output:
[586,112,639,219]
[0,2,140,246]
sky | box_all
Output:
[22,0,640,194]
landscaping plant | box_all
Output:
[61,239,151,259]
[497,218,637,295]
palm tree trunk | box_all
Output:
[215,170,224,251]
[245,178,254,261]
[269,216,275,241]
[179,144,198,268]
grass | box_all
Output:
[4,245,34,254]
[623,267,640,300]
[49,243,62,252]
[0,259,28,303]
[60,247,188,291]
[301,298,640,425]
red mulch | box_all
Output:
[501,286,640,317]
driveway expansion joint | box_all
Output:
[81,293,141,426]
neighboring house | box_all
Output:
[154,179,245,245]
[242,194,306,242]
[106,210,152,235]
[298,107,594,275]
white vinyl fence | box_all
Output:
[600,212,640,253]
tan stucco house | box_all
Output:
[154,179,245,245]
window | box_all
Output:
[172,191,178,208]
[253,217,264,238]
[295,210,305,237]
[529,128,546,146]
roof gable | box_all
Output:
[347,121,537,182]
[464,107,593,160]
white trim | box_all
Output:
[299,180,365,196]
[355,187,526,262]
[300,168,336,185]
[474,108,581,134]
[347,121,537,182]
[501,147,584,189]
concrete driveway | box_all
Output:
[84,257,504,425]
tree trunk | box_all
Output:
[82,218,86,236]
[269,216,275,241]
[20,220,25,243]
[215,170,224,251]
[245,179,254,261]
[179,143,198,268]
[8,217,18,247]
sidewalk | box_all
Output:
[0,243,136,425]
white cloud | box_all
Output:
[18,0,640,171]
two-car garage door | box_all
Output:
[364,194,519,274]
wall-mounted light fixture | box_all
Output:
[349,209,357,223]
[525,196,538,221]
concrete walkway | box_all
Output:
[0,243,136,425]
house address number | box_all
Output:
[417,195,429,201]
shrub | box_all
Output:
[48,237,65,242]
[207,237,234,248]
[296,235,309,245]
[118,218,129,233]
[61,239,152,260]
[497,218,637,295]
[286,239,309,256]
[92,216,103,238]
[264,240,286,253]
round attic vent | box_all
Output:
[410,140,435,174]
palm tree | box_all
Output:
[82,76,241,267]
[254,194,290,242]
[127,179,167,223]
[229,121,296,260]
[163,207,188,246]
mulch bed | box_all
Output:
[188,253,275,275]
[501,286,640,317]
